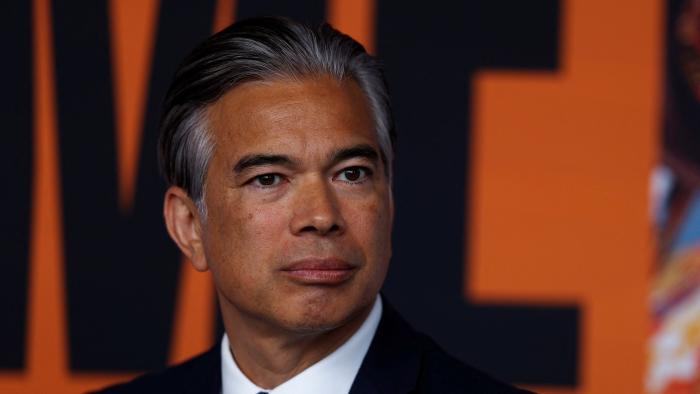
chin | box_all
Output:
[285,318,344,333]
[280,290,373,333]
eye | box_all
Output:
[251,173,283,187]
[335,167,371,183]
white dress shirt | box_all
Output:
[221,295,383,394]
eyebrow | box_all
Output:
[232,144,381,174]
[233,154,296,173]
[329,144,380,167]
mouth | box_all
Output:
[280,258,357,285]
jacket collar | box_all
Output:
[185,340,221,394]
[349,298,422,394]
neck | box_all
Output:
[221,297,374,390]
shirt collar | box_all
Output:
[221,295,383,394]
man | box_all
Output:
[96,16,532,394]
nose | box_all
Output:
[290,176,345,236]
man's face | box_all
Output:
[200,76,393,333]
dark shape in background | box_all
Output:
[53,0,215,370]
[377,0,579,385]
[237,0,325,25]
[0,0,32,370]
[664,0,700,181]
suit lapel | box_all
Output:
[183,342,222,394]
[349,299,423,394]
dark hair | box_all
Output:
[158,16,395,214]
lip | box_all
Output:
[280,258,357,285]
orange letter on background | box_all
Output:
[470,0,660,393]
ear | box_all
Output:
[163,186,209,272]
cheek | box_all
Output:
[244,205,291,249]
[205,197,290,269]
[346,197,393,259]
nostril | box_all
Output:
[299,223,341,235]
[299,225,317,233]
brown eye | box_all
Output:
[337,167,370,183]
[343,168,361,181]
[254,174,281,187]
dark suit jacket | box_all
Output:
[92,303,534,393]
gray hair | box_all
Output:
[158,16,395,214]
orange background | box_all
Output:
[0,0,660,392]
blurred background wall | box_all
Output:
[0,0,663,393]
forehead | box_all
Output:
[205,76,377,159]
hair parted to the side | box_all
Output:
[158,16,396,215]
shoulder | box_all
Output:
[88,345,220,394]
[413,332,534,393]
[366,301,533,393]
